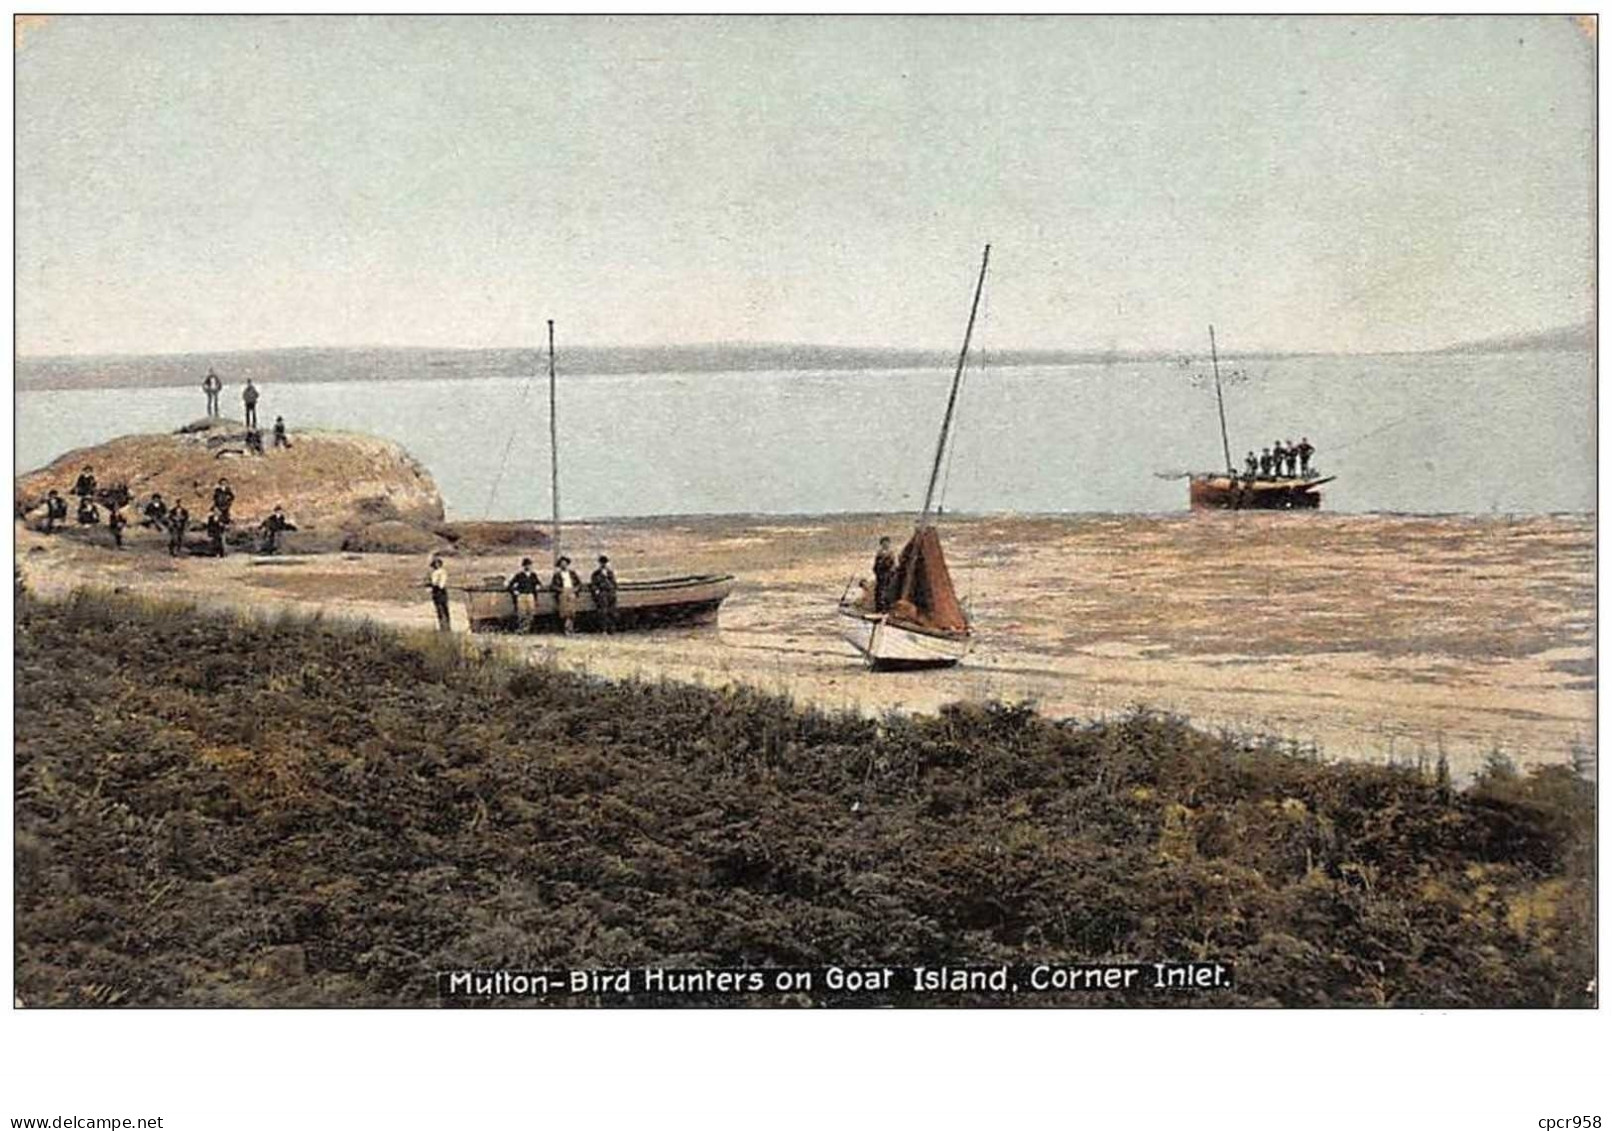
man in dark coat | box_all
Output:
[72,465,97,501]
[273,416,291,449]
[141,493,169,529]
[205,509,227,557]
[203,368,222,417]
[167,503,190,556]
[1244,451,1259,479]
[507,556,542,632]
[212,479,235,525]
[108,506,127,549]
[1297,437,1315,476]
[1271,440,1288,478]
[1259,448,1273,477]
[76,496,101,525]
[43,490,67,534]
[258,505,297,554]
[242,380,260,428]
[872,536,899,612]
[590,555,619,634]
[1283,440,1298,478]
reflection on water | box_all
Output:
[14,350,1594,519]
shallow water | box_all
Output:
[14,348,1594,520]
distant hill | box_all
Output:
[14,326,1592,391]
[12,342,1177,392]
[1432,323,1594,355]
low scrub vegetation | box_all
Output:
[14,589,1594,1007]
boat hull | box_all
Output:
[837,606,970,670]
[1189,475,1332,511]
[464,574,735,633]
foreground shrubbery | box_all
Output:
[14,590,1595,1007]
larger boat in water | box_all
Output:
[463,322,734,632]
[836,246,987,670]
[1186,326,1334,511]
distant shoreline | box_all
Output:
[14,333,1593,392]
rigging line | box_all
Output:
[938,265,989,514]
[483,352,539,518]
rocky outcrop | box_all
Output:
[16,419,445,552]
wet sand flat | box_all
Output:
[17,511,1594,778]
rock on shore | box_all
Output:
[15,418,445,551]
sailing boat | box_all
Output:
[463,322,735,632]
[1186,325,1334,511]
[836,246,988,670]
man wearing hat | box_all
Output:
[590,555,619,634]
[506,557,542,632]
[428,556,451,632]
[551,556,583,635]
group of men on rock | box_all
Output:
[203,368,292,455]
[38,463,295,557]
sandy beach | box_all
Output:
[16,510,1594,779]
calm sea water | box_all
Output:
[14,350,1594,519]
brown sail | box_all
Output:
[888,525,968,633]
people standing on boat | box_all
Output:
[1283,440,1298,478]
[212,478,235,525]
[429,556,451,631]
[141,493,169,529]
[203,368,222,417]
[507,557,542,632]
[590,555,618,634]
[551,556,582,636]
[273,415,291,449]
[1244,452,1259,479]
[242,380,261,429]
[205,509,228,557]
[108,505,127,549]
[1259,448,1273,477]
[872,536,899,611]
[167,502,190,556]
[258,505,297,554]
[72,465,97,502]
[1297,437,1315,476]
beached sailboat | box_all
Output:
[1186,326,1334,510]
[836,246,988,670]
[463,322,735,632]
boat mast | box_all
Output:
[548,319,560,563]
[1209,324,1233,475]
[919,243,991,527]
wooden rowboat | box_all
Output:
[464,573,734,634]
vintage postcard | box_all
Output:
[10,11,1596,1037]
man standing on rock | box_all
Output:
[242,379,260,429]
[212,478,235,525]
[429,556,452,631]
[167,502,190,556]
[205,509,227,557]
[273,415,291,449]
[203,368,222,417]
[72,465,97,503]
[258,505,297,554]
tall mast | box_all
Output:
[919,243,991,526]
[1209,324,1233,475]
[548,319,560,563]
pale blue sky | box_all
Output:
[13,15,1595,356]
